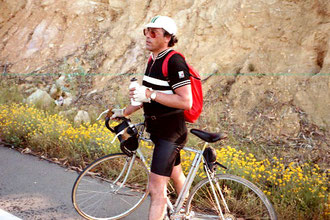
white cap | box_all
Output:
[145,16,177,35]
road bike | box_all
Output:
[72,110,277,220]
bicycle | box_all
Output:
[72,109,277,220]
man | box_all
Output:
[111,15,192,220]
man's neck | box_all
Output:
[152,47,169,58]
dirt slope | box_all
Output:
[0,0,329,152]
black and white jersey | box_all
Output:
[143,49,191,142]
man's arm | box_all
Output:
[123,104,143,116]
[145,84,192,110]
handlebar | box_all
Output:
[96,108,130,134]
[96,108,139,156]
[105,116,128,133]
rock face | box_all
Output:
[26,89,54,107]
[74,110,90,126]
[223,75,329,140]
[2,0,329,74]
[0,0,329,138]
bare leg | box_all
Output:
[170,164,186,195]
[148,172,169,220]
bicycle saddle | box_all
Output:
[190,129,226,143]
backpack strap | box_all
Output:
[162,50,185,78]
[148,55,153,64]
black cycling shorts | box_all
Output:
[150,134,187,177]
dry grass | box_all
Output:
[0,76,329,219]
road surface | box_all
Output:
[0,146,150,219]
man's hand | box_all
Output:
[110,108,126,119]
[133,86,151,103]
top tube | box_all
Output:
[182,146,202,154]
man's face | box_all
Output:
[144,28,170,52]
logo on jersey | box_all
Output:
[178,71,184,79]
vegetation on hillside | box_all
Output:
[0,79,328,219]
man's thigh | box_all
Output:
[150,137,182,177]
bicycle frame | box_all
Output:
[73,114,276,220]
[113,122,229,219]
[166,144,229,220]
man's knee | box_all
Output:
[148,172,168,198]
[149,183,164,196]
[149,182,166,197]
[149,185,167,205]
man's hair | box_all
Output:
[164,30,178,47]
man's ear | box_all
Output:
[164,35,171,44]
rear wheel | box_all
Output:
[186,174,277,220]
[72,153,149,220]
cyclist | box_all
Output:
[111,15,192,220]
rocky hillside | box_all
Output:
[0,0,329,153]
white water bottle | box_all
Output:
[129,78,142,106]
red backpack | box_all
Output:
[149,51,203,123]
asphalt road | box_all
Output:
[0,146,150,220]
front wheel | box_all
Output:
[72,153,149,220]
[186,174,277,220]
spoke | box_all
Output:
[119,197,134,206]
[77,192,100,206]
[82,192,108,216]
[77,189,115,194]
[197,186,217,212]
[81,176,106,184]
[96,191,109,217]
[115,191,143,197]
[194,213,220,219]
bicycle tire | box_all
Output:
[72,153,149,220]
[186,174,277,220]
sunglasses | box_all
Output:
[143,28,163,38]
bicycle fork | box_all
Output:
[112,154,137,192]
